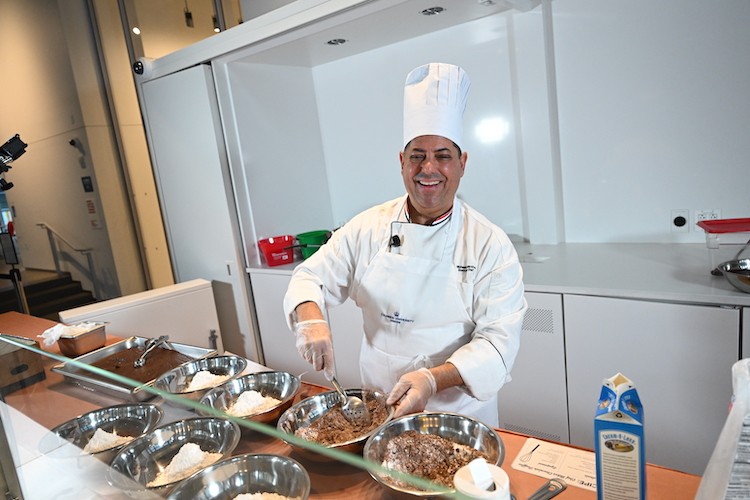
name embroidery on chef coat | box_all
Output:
[381,311,415,325]
[456,265,476,273]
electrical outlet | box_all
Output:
[695,209,722,223]
[671,209,690,232]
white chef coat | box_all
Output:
[284,195,526,426]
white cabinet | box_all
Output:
[248,269,363,388]
[498,292,569,443]
[564,294,740,475]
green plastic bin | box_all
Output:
[296,230,331,259]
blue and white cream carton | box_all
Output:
[594,372,645,500]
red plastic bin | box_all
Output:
[258,235,295,266]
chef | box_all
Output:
[283,62,526,425]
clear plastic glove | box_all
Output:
[294,319,334,380]
[387,367,437,418]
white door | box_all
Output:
[139,64,259,361]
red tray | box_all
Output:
[696,218,750,234]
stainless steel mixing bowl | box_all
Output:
[166,453,310,499]
[107,416,241,498]
[152,354,248,410]
[276,388,393,461]
[718,258,750,293]
[197,370,300,427]
[42,403,163,463]
[362,412,505,498]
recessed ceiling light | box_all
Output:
[326,38,348,46]
[132,26,141,35]
[420,6,446,16]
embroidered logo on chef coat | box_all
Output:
[457,265,476,273]
[381,311,414,325]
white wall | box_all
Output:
[553,0,750,243]
[0,0,122,298]
[313,12,527,236]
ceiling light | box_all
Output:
[326,38,348,46]
[420,6,446,16]
[475,117,510,143]
[132,26,141,35]
[213,16,220,33]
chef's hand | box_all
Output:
[294,319,335,380]
[387,368,437,418]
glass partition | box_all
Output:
[0,324,504,499]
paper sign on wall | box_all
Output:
[85,198,101,230]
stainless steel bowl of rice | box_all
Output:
[107,416,241,498]
[166,453,310,499]
[41,403,163,463]
[197,371,300,428]
[362,412,504,498]
[152,355,248,410]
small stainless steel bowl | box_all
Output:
[41,403,163,463]
[276,388,393,461]
[363,412,505,499]
[152,355,248,410]
[718,258,750,294]
[166,453,310,500]
[197,371,300,427]
[107,416,241,498]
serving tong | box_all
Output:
[133,335,170,368]
[330,374,370,425]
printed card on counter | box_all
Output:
[511,438,597,492]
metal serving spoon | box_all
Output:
[330,374,370,425]
[133,335,169,368]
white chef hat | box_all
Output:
[403,62,471,150]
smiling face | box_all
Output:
[400,135,467,225]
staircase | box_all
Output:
[0,271,98,321]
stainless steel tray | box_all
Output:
[51,336,216,402]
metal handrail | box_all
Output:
[36,222,100,299]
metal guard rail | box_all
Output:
[36,222,100,299]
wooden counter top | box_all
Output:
[0,311,701,499]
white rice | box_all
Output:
[227,390,281,417]
[186,370,231,392]
[83,428,133,453]
[147,442,222,487]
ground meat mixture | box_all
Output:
[294,397,387,446]
[89,346,193,384]
[380,431,490,489]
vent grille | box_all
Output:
[522,307,554,334]
[501,422,562,443]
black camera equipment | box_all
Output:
[0,134,29,313]
[0,134,28,191]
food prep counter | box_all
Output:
[0,312,700,499]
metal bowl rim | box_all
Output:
[165,452,311,499]
[152,355,249,394]
[277,388,394,448]
[198,371,301,412]
[49,403,164,454]
[107,417,240,492]
[362,411,505,497]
